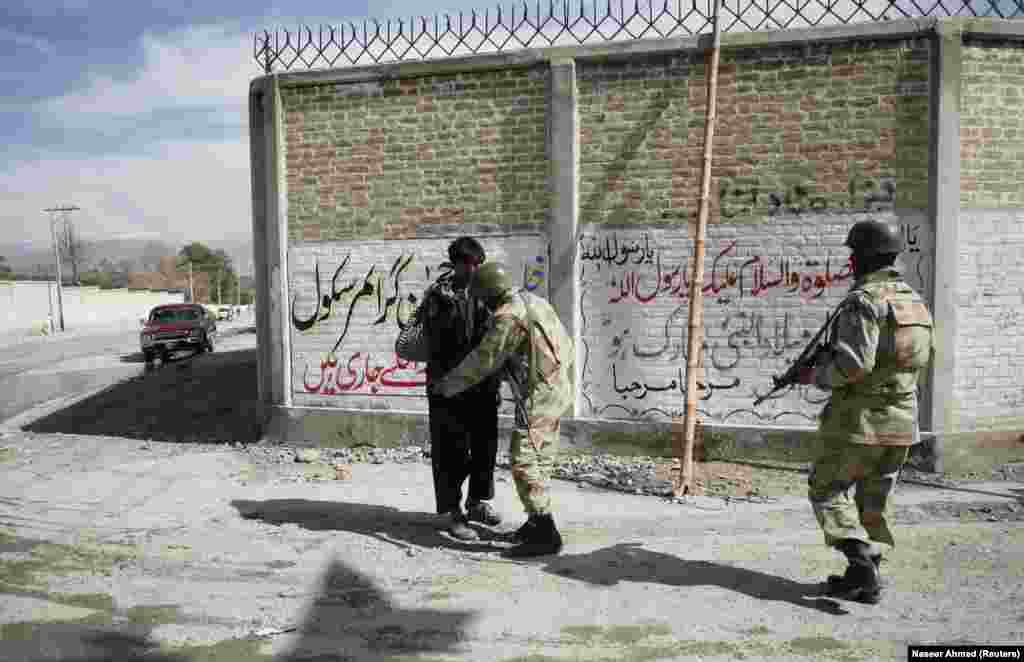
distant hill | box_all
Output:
[0,237,254,278]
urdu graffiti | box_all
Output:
[578,218,933,426]
[288,238,550,405]
[581,234,856,303]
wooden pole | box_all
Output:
[675,0,723,497]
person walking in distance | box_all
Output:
[431,262,575,558]
[799,220,934,604]
[397,237,502,541]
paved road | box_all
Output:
[0,319,255,424]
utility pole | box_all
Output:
[47,280,54,333]
[43,205,79,332]
[216,268,222,305]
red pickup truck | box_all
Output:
[140,303,217,362]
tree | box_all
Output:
[79,270,114,289]
[58,220,90,285]
[178,242,237,304]
[0,255,12,280]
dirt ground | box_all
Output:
[1,335,1022,661]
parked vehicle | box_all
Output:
[140,303,217,362]
[215,305,234,321]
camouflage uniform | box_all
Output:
[809,267,934,548]
[434,289,575,515]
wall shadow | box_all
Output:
[231,498,508,553]
[540,542,848,615]
[23,348,263,444]
[0,559,475,662]
[0,618,189,662]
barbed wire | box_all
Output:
[254,0,1024,72]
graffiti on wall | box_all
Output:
[581,234,857,304]
[578,215,933,425]
[718,175,897,220]
[288,237,549,407]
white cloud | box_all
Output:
[0,139,252,245]
[43,24,256,122]
[3,23,259,245]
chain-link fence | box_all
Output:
[254,0,1024,72]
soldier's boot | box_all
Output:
[828,553,883,587]
[826,538,881,604]
[502,514,563,558]
[500,517,539,544]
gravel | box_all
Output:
[234,443,1024,511]
[238,443,680,498]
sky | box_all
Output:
[0,0,486,249]
[1,0,1016,251]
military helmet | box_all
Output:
[469,262,515,300]
[844,220,903,257]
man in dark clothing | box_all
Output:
[407,237,503,541]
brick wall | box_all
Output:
[575,38,933,425]
[578,39,931,229]
[255,21,1024,441]
[280,68,550,242]
[957,39,1024,431]
[961,40,1024,207]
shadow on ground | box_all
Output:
[541,542,848,615]
[23,348,263,444]
[0,557,474,662]
[0,622,190,662]
[276,558,476,661]
[231,498,508,554]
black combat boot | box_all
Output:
[502,514,563,558]
[502,517,539,545]
[828,552,883,587]
[826,538,881,604]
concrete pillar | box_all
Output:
[249,74,292,427]
[547,58,581,416]
[924,20,964,471]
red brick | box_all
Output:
[479,127,499,144]
[303,224,322,241]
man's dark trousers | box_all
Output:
[428,384,499,515]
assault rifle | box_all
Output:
[753,298,853,407]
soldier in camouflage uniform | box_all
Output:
[432,262,575,558]
[799,219,934,604]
